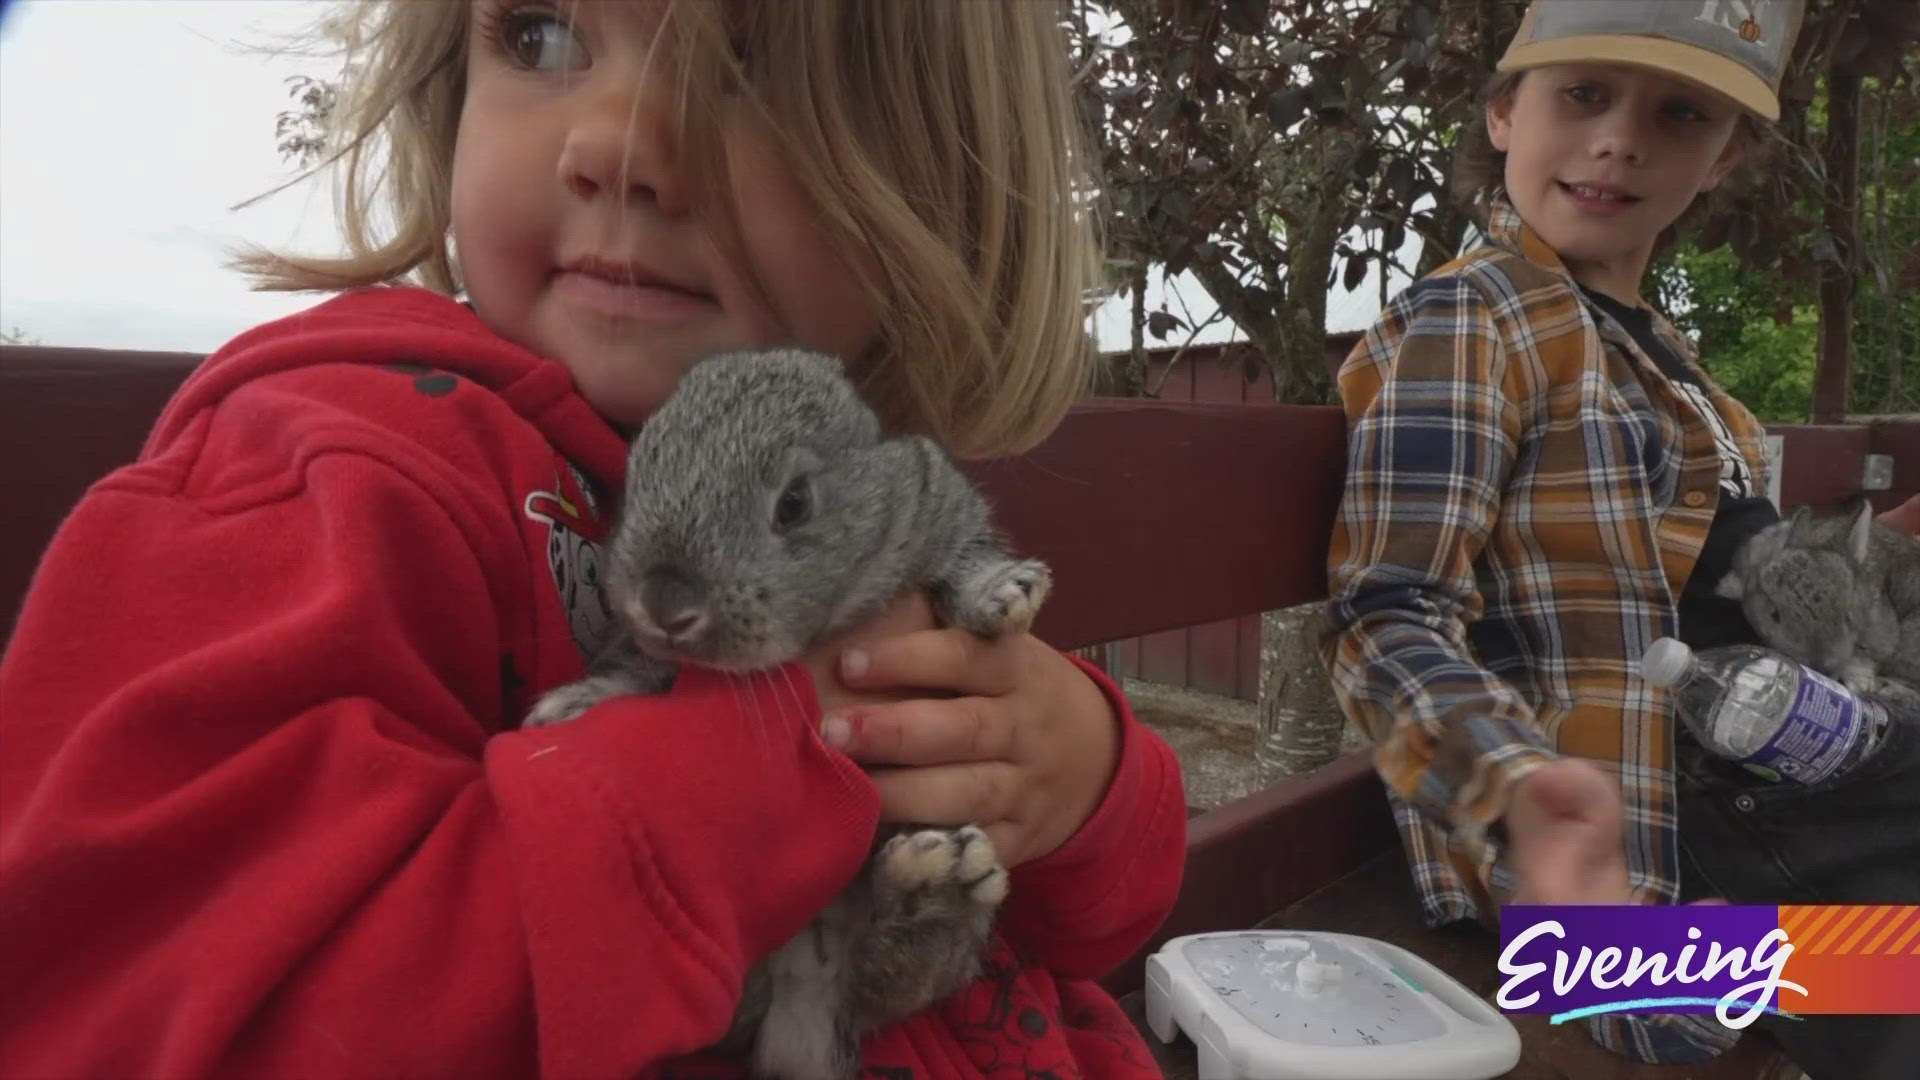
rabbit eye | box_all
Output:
[773,476,812,533]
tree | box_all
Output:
[1655,245,1820,423]
[1666,0,1920,420]
[1,326,42,346]
[275,75,338,169]
[1068,0,1523,405]
[1080,0,1919,419]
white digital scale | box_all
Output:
[1143,930,1521,1079]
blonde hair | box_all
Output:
[238,0,1100,459]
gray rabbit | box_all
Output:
[524,348,1051,1080]
[1717,499,1920,700]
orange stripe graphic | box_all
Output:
[1862,908,1918,955]
[1792,906,1844,950]
[1780,906,1814,940]
[1833,906,1892,955]
[1780,906,1810,938]
[1809,907,1869,955]
[1893,914,1920,955]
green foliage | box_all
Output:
[1848,66,1920,416]
[1700,318,1819,425]
[1669,56,1920,421]
[1655,247,1815,423]
[1850,284,1920,417]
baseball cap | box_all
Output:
[1497,0,1805,121]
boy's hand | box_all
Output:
[1505,758,1636,905]
[817,624,1121,868]
[1505,757,1728,907]
[1877,493,1920,537]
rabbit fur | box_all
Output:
[1718,499,1920,700]
[524,348,1051,1079]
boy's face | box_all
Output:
[450,0,879,429]
[1488,63,1747,293]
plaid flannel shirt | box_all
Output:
[1323,200,1773,1064]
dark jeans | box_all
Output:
[1675,700,1920,1080]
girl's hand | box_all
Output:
[817,625,1121,868]
[799,591,940,719]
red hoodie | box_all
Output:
[0,287,1185,1078]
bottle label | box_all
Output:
[1740,666,1868,785]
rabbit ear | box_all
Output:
[1787,504,1814,539]
[1848,500,1875,562]
[1716,571,1746,599]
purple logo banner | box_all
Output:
[1498,905,1802,1028]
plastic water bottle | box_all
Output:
[1639,638,1890,784]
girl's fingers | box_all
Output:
[822,697,1015,766]
[839,627,1021,696]
[868,760,1020,829]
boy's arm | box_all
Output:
[0,449,877,1079]
[1321,276,1559,875]
[994,656,1186,978]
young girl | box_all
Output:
[0,2,1186,1076]
[1328,1,1919,1076]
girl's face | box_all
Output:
[1488,63,1747,297]
[451,1,879,428]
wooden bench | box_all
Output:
[0,344,1798,1078]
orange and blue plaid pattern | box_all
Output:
[1323,199,1773,1064]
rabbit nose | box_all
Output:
[660,607,707,640]
[641,567,708,642]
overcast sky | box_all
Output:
[0,0,337,351]
[0,0,1406,356]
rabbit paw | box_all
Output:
[524,667,667,727]
[523,647,677,727]
[854,827,1006,1027]
[524,676,622,726]
[1840,659,1880,698]
[949,559,1051,637]
[877,826,1009,913]
[1868,677,1920,716]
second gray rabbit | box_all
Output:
[525,348,1051,1080]
[1718,499,1920,698]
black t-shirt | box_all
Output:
[1580,287,1776,650]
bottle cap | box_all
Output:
[1639,637,1694,687]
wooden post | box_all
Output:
[1812,69,1862,424]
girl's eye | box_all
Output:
[1662,101,1711,123]
[773,476,812,533]
[497,9,588,73]
[1564,84,1604,106]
